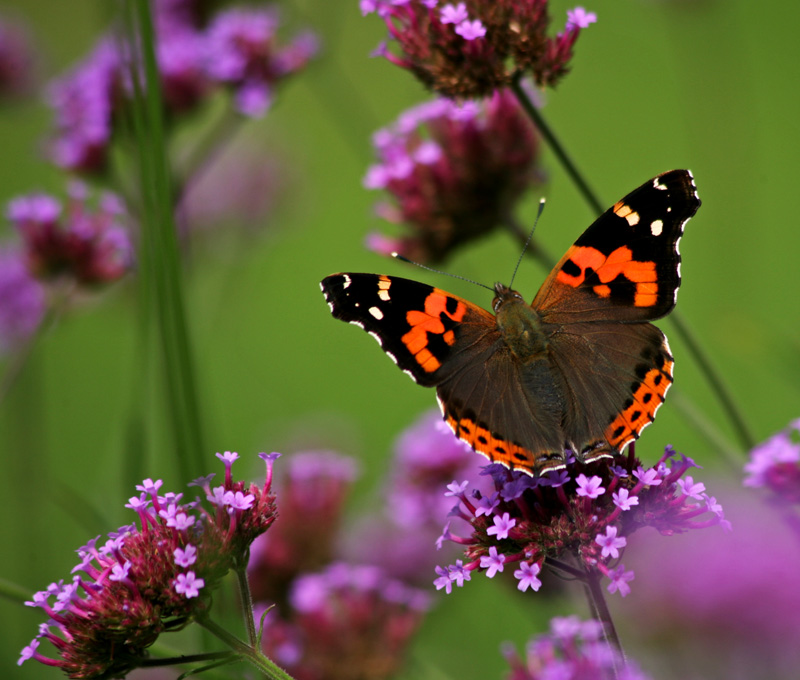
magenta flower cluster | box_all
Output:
[259,562,430,680]
[19,452,279,678]
[364,89,541,263]
[7,183,132,287]
[47,3,317,173]
[504,616,652,680]
[435,446,728,597]
[744,417,800,504]
[361,0,596,97]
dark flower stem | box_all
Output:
[508,73,755,454]
[509,72,604,216]
[585,570,624,677]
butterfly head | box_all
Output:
[491,282,525,313]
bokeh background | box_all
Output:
[2,1,799,678]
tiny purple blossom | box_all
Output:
[440,3,468,24]
[595,526,626,559]
[109,560,131,582]
[576,474,605,499]
[514,561,542,592]
[487,512,515,540]
[633,467,662,486]
[455,19,486,41]
[174,571,205,598]
[449,559,471,587]
[174,544,197,567]
[434,565,453,593]
[677,476,706,500]
[480,546,505,578]
[612,487,639,511]
[606,564,634,597]
[445,480,469,497]
[565,7,598,31]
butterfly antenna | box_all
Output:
[391,252,494,292]
[508,198,546,289]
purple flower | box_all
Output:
[744,418,800,505]
[513,561,542,592]
[479,546,506,577]
[0,16,37,99]
[436,446,727,597]
[20,452,279,677]
[260,562,430,678]
[576,473,605,498]
[7,184,132,286]
[565,7,598,31]
[365,91,541,264]
[455,19,486,40]
[504,615,651,680]
[363,0,596,97]
[595,525,626,559]
[440,3,468,25]
[204,6,317,118]
[0,246,45,353]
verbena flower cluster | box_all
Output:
[361,0,596,98]
[364,90,541,263]
[0,14,37,99]
[744,417,800,505]
[19,452,279,679]
[259,562,430,680]
[435,446,728,596]
[8,183,132,286]
[504,616,652,680]
[0,246,45,352]
[47,2,317,173]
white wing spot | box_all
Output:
[368,330,383,346]
[386,351,398,365]
[369,306,384,320]
[349,320,365,330]
[327,301,335,313]
[650,219,664,236]
[403,368,418,383]
[654,179,668,190]
[342,274,352,289]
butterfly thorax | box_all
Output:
[493,283,548,361]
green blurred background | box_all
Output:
[1,0,799,678]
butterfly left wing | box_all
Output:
[320,273,498,387]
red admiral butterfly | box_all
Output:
[321,170,700,475]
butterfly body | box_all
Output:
[321,170,700,475]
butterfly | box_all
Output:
[321,170,700,475]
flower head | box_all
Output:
[365,90,541,264]
[504,615,652,680]
[744,418,800,504]
[0,15,38,99]
[363,1,597,98]
[204,6,318,117]
[435,445,727,597]
[7,183,133,286]
[258,562,430,679]
[20,452,279,678]
[247,451,359,606]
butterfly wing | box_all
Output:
[531,170,699,459]
[321,273,497,387]
[533,170,700,324]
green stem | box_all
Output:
[197,614,296,680]
[509,76,754,455]
[235,562,259,647]
[124,0,207,479]
[509,73,603,216]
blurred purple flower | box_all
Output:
[0,15,37,99]
[46,39,121,173]
[362,1,597,98]
[744,418,800,505]
[436,446,728,596]
[7,183,133,286]
[504,615,652,680]
[204,6,318,117]
[258,562,429,680]
[0,246,45,353]
[247,451,359,607]
[365,90,542,264]
[622,485,800,680]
